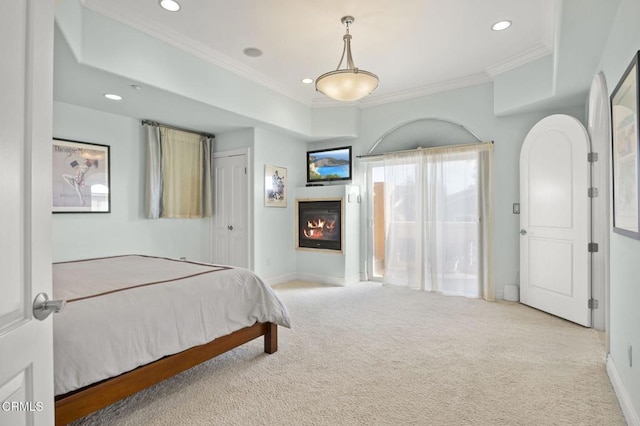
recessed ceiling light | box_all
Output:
[104,93,122,101]
[243,47,263,58]
[159,0,181,12]
[492,20,512,31]
[301,78,314,84]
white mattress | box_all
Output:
[52,255,290,396]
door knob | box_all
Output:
[228,225,234,231]
[520,229,527,235]
[33,293,66,321]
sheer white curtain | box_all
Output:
[383,142,494,300]
[383,150,424,287]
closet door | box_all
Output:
[212,151,248,267]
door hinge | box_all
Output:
[588,242,599,253]
[588,152,599,163]
[588,188,599,198]
[588,298,599,309]
[244,167,247,174]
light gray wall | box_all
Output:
[53,104,308,281]
[214,127,255,152]
[309,83,586,298]
[251,128,306,283]
[596,0,640,416]
[52,101,213,262]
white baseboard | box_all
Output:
[607,354,640,426]
[263,272,298,287]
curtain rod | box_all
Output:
[356,140,494,160]
[141,120,215,139]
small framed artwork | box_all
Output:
[52,138,111,213]
[265,165,287,207]
[611,51,640,239]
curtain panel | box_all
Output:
[383,142,494,301]
[145,126,214,219]
[145,126,162,219]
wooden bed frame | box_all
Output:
[55,322,277,425]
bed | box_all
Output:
[52,255,291,425]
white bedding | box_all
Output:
[52,255,291,396]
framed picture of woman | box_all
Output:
[52,138,111,213]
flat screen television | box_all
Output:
[307,146,352,183]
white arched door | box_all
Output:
[520,115,591,327]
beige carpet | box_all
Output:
[73,281,625,425]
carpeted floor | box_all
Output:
[73,281,625,425]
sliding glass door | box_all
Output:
[366,143,493,299]
[367,163,385,280]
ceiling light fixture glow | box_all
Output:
[104,93,122,101]
[159,0,181,12]
[301,78,314,84]
[492,20,512,31]
[315,16,379,102]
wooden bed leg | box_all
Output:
[264,322,277,354]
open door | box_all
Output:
[587,72,611,334]
[520,114,592,327]
[0,1,55,424]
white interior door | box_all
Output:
[587,72,611,333]
[520,114,591,327]
[212,151,249,267]
[0,0,54,424]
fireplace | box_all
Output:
[297,199,342,251]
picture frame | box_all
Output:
[265,165,287,207]
[611,51,640,239]
[52,138,111,213]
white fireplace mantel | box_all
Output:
[295,185,360,286]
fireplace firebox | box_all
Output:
[297,199,342,251]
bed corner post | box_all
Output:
[264,322,278,354]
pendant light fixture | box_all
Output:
[315,16,379,101]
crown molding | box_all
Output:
[357,73,492,108]
[80,1,312,106]
[485,43,552,77]
[310,73,492,108]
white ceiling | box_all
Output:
[80,0,556,107]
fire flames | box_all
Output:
[303,218,336,239]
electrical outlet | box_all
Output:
[513,203,520,214]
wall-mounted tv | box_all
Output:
[307,146,352,183]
